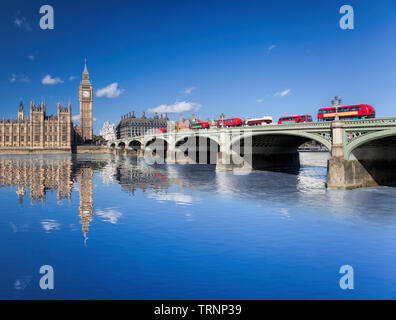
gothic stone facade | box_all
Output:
[0,101,72,149]
[78,59,93,142]
[0,61,93,151]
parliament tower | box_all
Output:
[79,59,93,141]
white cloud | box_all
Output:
[96,208,122,224]
[14,276,32,290]
[96,82,123,98]
[42,74,64,85]
[28,55,35,61]
[147,192,193,206]
[72,114,80,123]
[183,87,196,94]
[41,219,60,232]
[14,18,23,27]
[9,74,30,83]
[268,44,276,53]
[148,101,201,114]
[14,16,32,31]
[257,98,263,103]
[274,88,291,97]
[68,76,76,81]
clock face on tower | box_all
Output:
[83,90,90,98]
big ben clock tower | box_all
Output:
[79,59,93,141]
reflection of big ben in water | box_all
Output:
[0,157,95,243]
[78,167,94,245]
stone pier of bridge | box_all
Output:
[326,119,378,189]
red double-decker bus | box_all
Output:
[278,115,313,124]
[216,118,242,127]
[190,122,210,130]
[317,104,375,121]
[155,128,166,133]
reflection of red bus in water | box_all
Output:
[154,171,167,181]
[244,117,272,126]
[155,128,167,133]
[216,118,242,127]
[317,104,375,121]
[190,122,210,130]
[278,115,313,124]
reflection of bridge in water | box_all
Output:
[99,156,217,195]
[3,153,394,241]
[110,118,396,189]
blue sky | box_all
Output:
[1,0,396,133]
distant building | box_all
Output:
[116,111,169,139]
[100,121,116,141]
[175,114,201,131]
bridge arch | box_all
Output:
[128,139,142,150]
[144,137,169,161]
[174,133,220,147]
[345,128,396,160]
[117,141,126,149]
[144,136,170,148]
[110,142,116,148]
[343,128,396,186]
[174,134,220,164]
[228,131,331,171]
[229,131,331,153]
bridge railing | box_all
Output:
[342,117,396,126]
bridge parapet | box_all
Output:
[343,117,396,127]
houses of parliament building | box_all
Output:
[0,60,94,151]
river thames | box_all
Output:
[0,152,396,299]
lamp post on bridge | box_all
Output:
[331,96,342,120]
[330,96,345,159]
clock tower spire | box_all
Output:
[79,58,93,142]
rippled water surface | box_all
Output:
[1,153,396,299]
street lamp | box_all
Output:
[220,113,225,128]
[331,96,342,121]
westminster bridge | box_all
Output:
[109,117,396,189]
